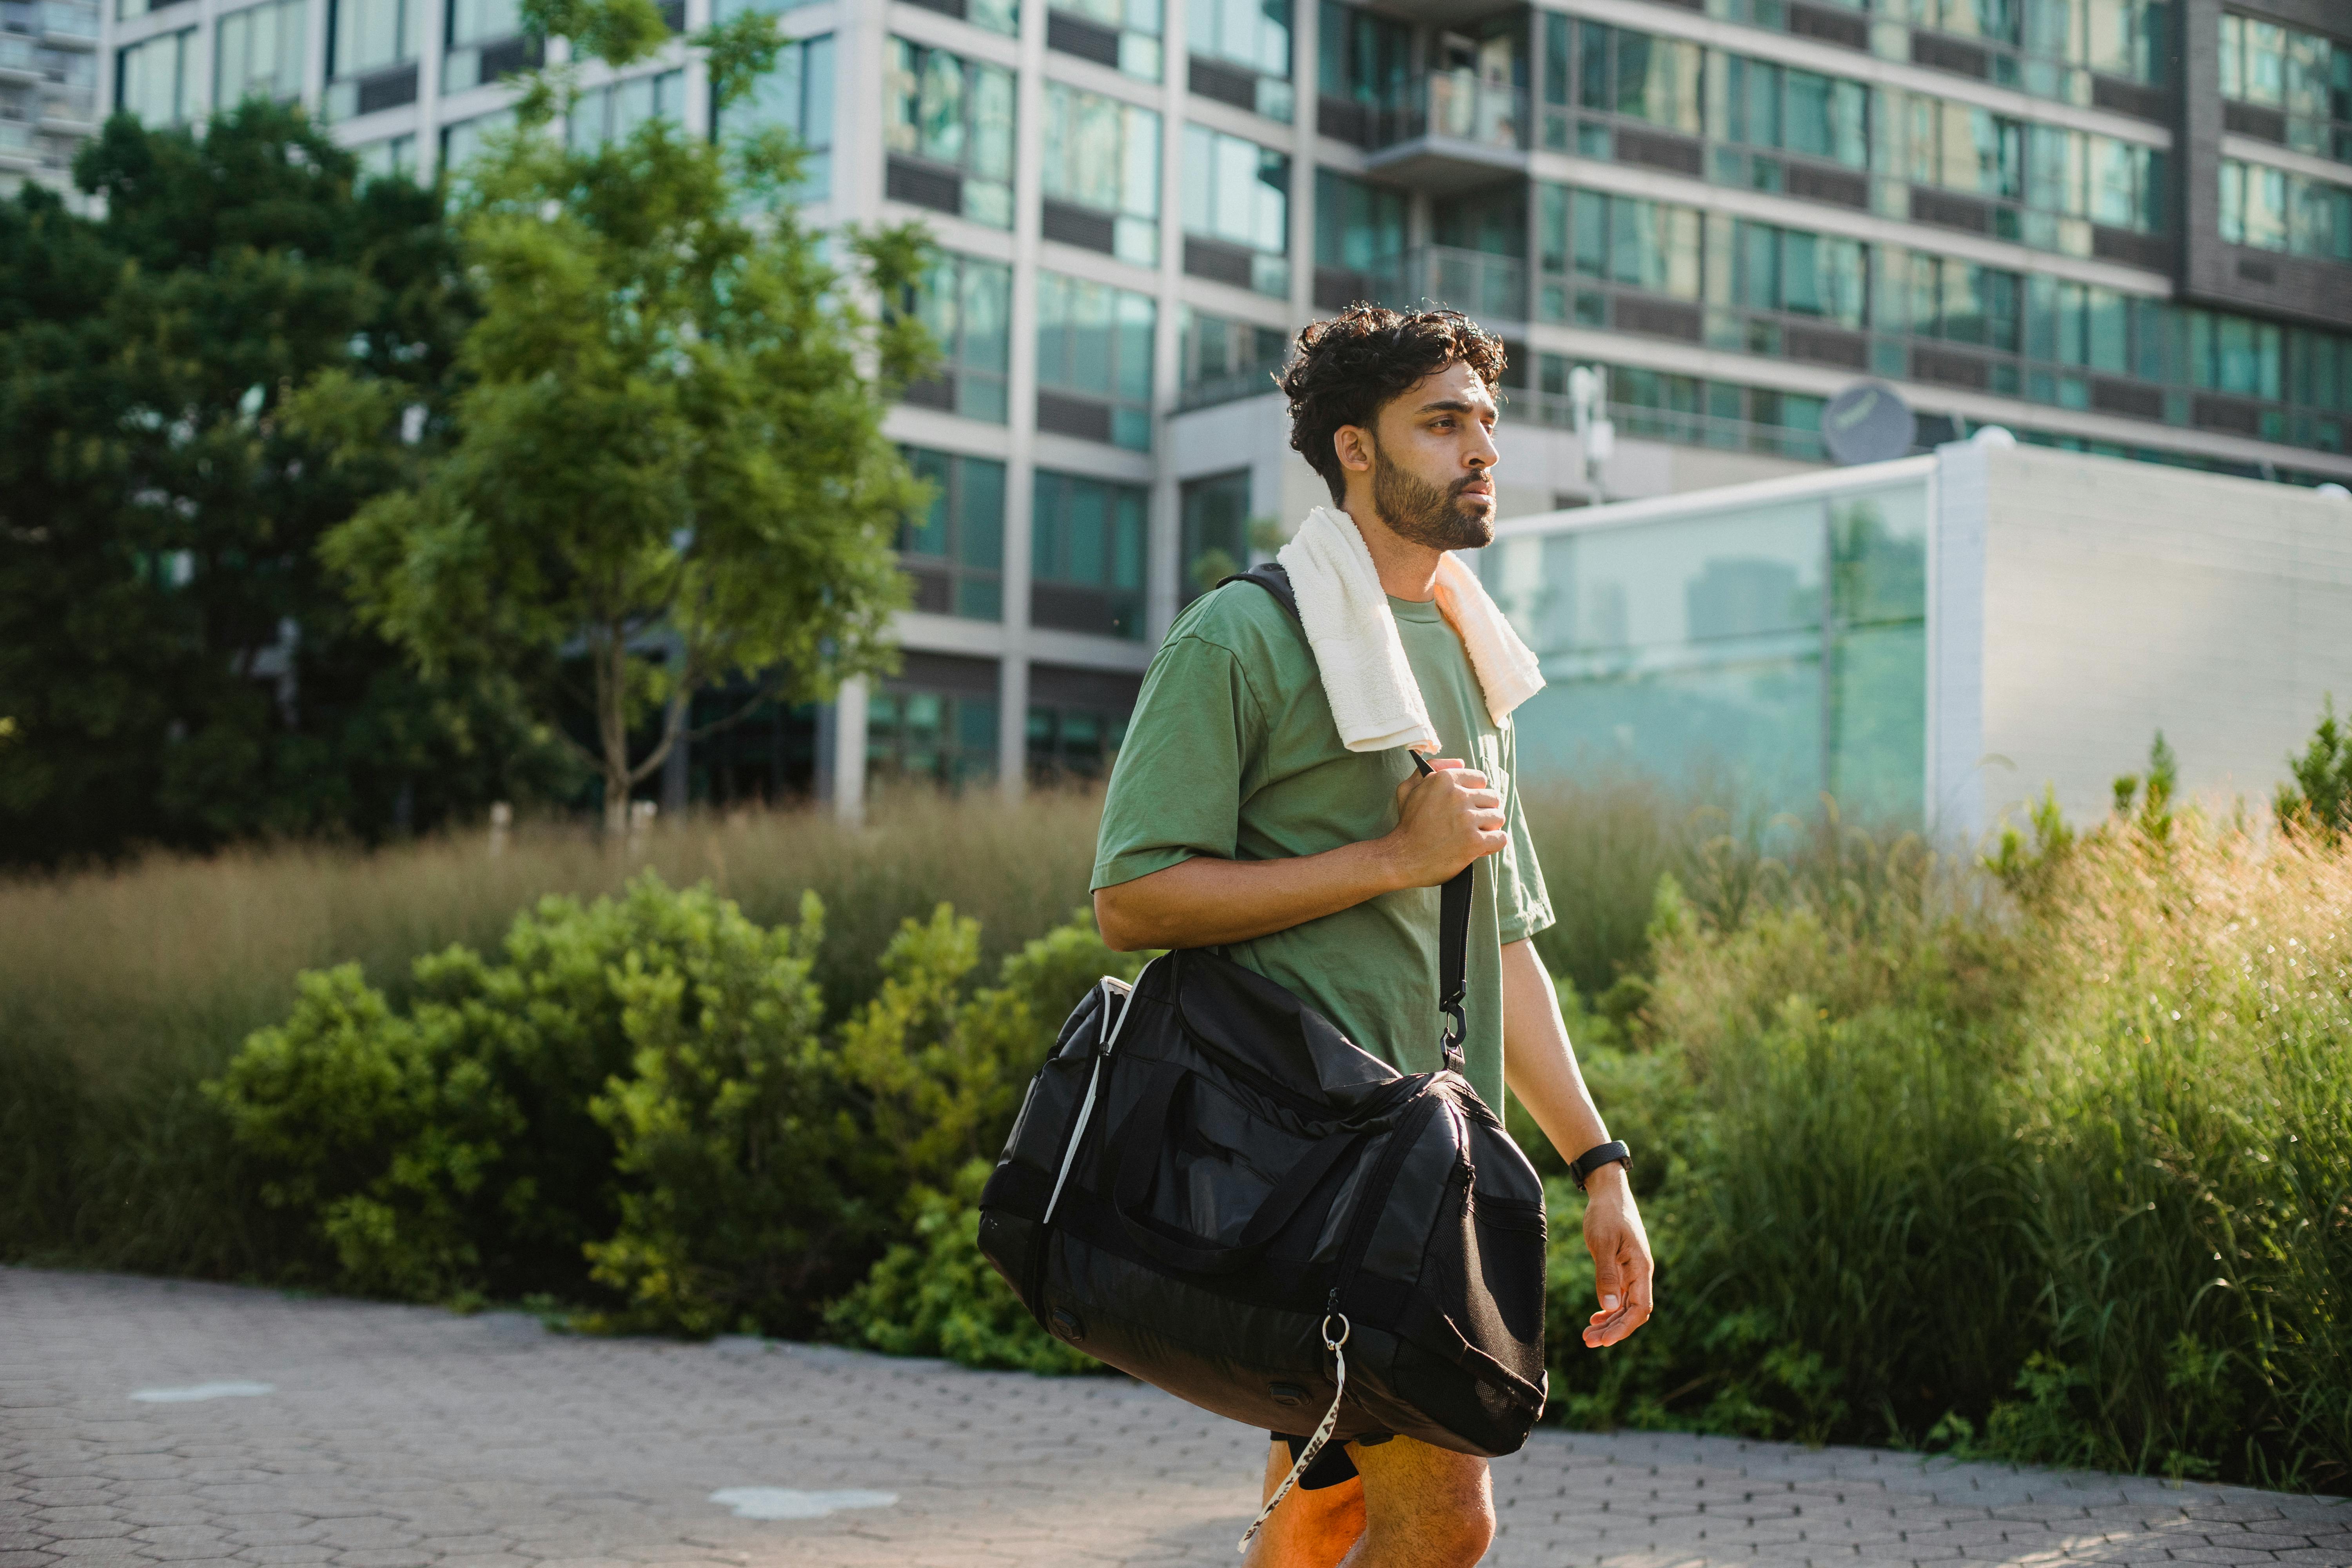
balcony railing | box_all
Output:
[1372,70,1526,152]
[1526,392,1830,464]
[1176,360,1287,412]
[1391,245,1526,323]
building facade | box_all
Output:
[87,0,2352,809]
[3,0,100,192]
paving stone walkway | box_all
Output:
[2,1269,2345,1568]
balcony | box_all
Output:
[0,116,34,166]
[0,35,35,79]
[1325,245,1526,324]
[1364,70,1527,189]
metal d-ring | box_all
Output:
[1322,1312,1352,1352]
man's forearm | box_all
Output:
[1499,938,1614,1166]
[1094,842,1403,951]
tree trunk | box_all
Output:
[601,628,633,839]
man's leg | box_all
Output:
[1241,1435,1492,1568]
[1241,1440,1363,1568]
[1340,1434,1493,1568]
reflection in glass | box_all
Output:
[1481,479,1929,821]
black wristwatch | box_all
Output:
[1569,1140,1631,1191]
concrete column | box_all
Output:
[995,0,1050,797]
[832,674,869,826]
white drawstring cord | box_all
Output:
[1236,1313,1351,1555]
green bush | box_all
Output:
[210,874,850,1319]
[818,912,1145,1370]
[825,1160,1101,1375]
[200,872,1142,1343]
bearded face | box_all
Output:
[1370,436,1497,551]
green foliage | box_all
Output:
[209,874,844,1313]
[0,101,562,864]
[581,891,844,1334]
[305,43,935,833]
[1984,784,2075,899]
[2277,697,2352,843]
[196,869,1141,1343]
[825,1160,1102,1375]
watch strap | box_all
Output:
[1569,1139,1630,1191]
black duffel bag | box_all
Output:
[978,568,1548,1542]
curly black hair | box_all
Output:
[1276,305,1507,505]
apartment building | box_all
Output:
[89,0,2352,809]
[2,0,99,192]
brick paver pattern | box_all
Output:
[3,1269,2346,1568]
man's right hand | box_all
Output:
[1382,758,1507,889]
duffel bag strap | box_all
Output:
[1222,565,1477,1078]
[1410,752,1474,1076]
[1107,1060,1367,1276]
[1236,1311,1352,1554]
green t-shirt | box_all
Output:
[1091,580,1553,1109]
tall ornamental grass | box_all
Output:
[1537,811,2351,1491]
[0,788,1106,1275]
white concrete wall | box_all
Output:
[1973,446,2352,832]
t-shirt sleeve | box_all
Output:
[1091,630,1261,891]
[1494,717,1554,945]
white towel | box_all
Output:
[1274,506,1545,755]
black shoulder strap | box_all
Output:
[1217,565,1474,1076]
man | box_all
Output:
[1090,305,1656,1568]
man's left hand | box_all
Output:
[1578,1163,1653,1348]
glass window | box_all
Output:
[2220,157,2352,262]
[1734,219,1868,328]
[1036,271,1156,450]
[440,108,512,178]
[713,0,833,22]
[1540,185,1704,300]
[1908,252,2020,350]
[1051,0,1162,80]
[444,0,537,91]
[1027,697,1132,780]
[1178,306,1289,407]
[114,29,192,125]
[216,0,305,105]
[1562,20,1702,135]
[719,34,833,200]
[1040,83,1161,265]
[898,447,1006,621]
[1314,167,1406,281]
[330,0,418,78]
[1195,0,1291,119]
[907,250,1012,423]
[2087,135,2163,231]
[1180,469,1252,601]
[1032,470,1149,639]
[1722,54,1867,168]
[867,685,999,786]
[569,69,683,151]
[1610,26,1701,134]
[2083,0,2169,86]
[448,0,520,48]
[886,38,1016,229]
[356,132,415,182]
[1180,124,1291,296]
[1317,0,1407,105]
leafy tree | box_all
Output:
[2276,698,2352,844]
[307,5,933,834]
[0,100,568,865]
